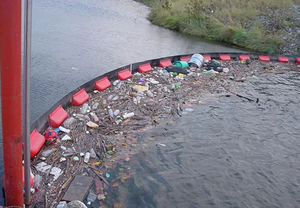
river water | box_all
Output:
[105,71,300,208]
[30,0,242,122]
[1,0,242,203]
[3,0,299,206]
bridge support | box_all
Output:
[0,0,24,206]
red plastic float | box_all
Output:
[30,129,45,158]
[203,55,211,61]
[239,55,250,60]
[117,68,132,80]
[278,56,289,63]
[159,59,172,68]
[258,55,270,62]
[95,77,111,91]
[219,54,231,61]
[180,56,190,62]
[138,63,153,73]
[49,105,68,128]
[72,88,89,106]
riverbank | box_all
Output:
[136,0,300,55]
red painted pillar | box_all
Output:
[0,0,24,206]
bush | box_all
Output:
[137,0,298,53]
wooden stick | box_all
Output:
[89,165,109,185]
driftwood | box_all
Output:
[89,165,109,186]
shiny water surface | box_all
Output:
[107,71,300,208]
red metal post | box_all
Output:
[0,0,24,206]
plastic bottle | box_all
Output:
[188,54,204,68]
[90,112,99,122]
[92,102,99,110]
[57,201,67,208]
[146,90,154,98]
[63,117,76,128]
[34,174,42,189]
[136,91,144,97]
[108,109,114,118]
[80,103,89,114]
[107,95,114,101]
[84,152,91,163]
[75,114,90,121]
[114,110,120,116]
[87,193,97,202]
[112,95,119,101]
[133,97,138,105]
[123,112,134,119]
[113,80,120,86]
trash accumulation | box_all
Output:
[31,55,298,207]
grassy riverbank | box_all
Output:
[137,0,300,54]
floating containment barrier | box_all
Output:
[49,105,68,128]
[72,88,89,106]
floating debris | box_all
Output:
[35,162,51,173]
[98,194,106,201]
[132,85,148,92]
[87,192,97,202]
[31,58,298,206]
[59,126,71,133]
[86,121,99,128]
[92,102,99,110]
[57,201,67,208]
[90,148,97,159]
[84,152,91,163]
[68,200,87,208]
[90,112,99,122]
[123,112,134,119]
[114,109,120,116]
[50,167,63,181]
[113,80,120,86]
[62,175,93,202]
[184,108,194,112]
[61,135,72,141]
[80,103,89,114]
[73,156,80,161]
[41,148,55,157]
[149,78,159,84]
[60,146,67,151]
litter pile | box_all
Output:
[30,54,298,208]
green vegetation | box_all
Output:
[137,0,300,53]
